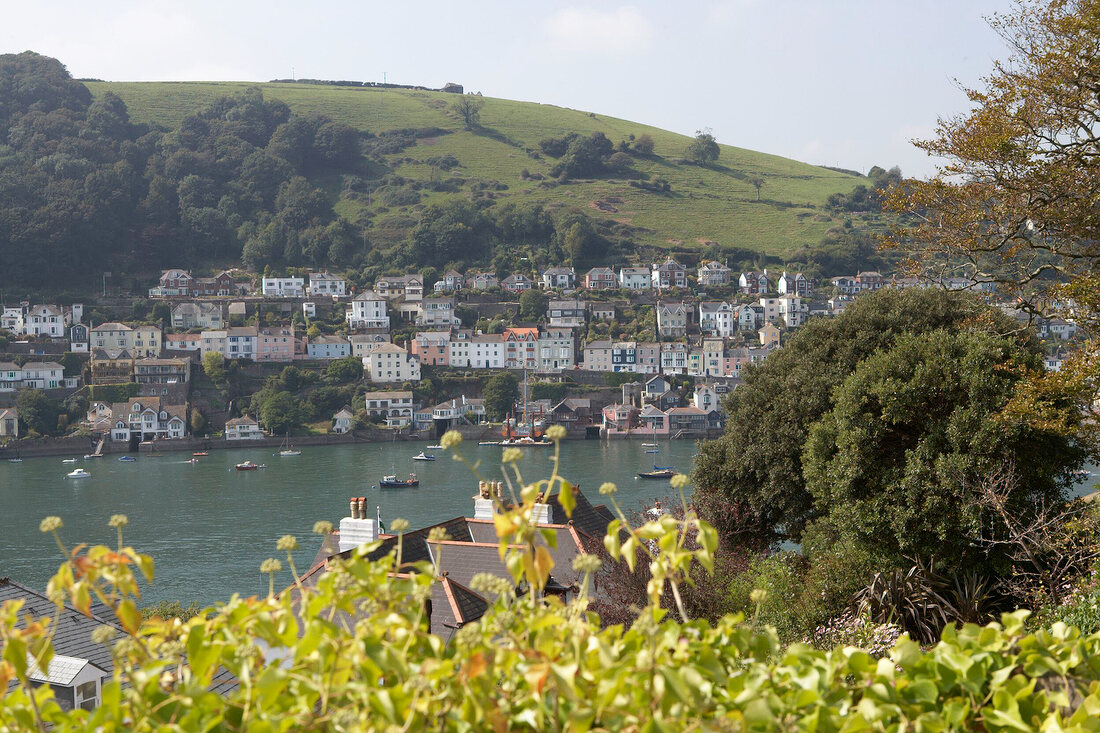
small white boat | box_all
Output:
[426,444,443,450]
[8,458,23,463]
[67,468,91,479]
[478,441,500,446]
[62,458,77,464]
[83,454,101,459]
[412,451,436,461]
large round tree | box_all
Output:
[691,288,1084,561]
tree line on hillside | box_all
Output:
[0,51,890,291]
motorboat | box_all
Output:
[638,465,676,480]
[187,458,200,464]
[84,453,102,459]
[645,449,660,454]
[478,441,500,446]
[8,458,23,463]
[118,456,136,462]
[380,473,419,488]
[235,460,264,471]
[193,451,210,457]
[426,444,443,450]
[62,458,77,464]
[412,451,436,461]
[66,468,91,479]
[1071,469,1092,480]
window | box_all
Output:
[76,679,98,709]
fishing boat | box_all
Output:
[412,451,436,461]
[638,465,676,480]
[66,468,91,479]
[193,451,210,457]
[62,458,77,464]
[118,456,136,462]
[235,460,264,471]
[380,473,419,488]
[277,432,301,457]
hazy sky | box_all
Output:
[3,1,1016,178]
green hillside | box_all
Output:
[85,81,863,258]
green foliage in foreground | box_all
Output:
[6,437,1100,730]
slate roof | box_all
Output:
[0,577,120,693]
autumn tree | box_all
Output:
[886,0,1100,449]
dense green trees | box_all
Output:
[518,289,548,322]
[14,389,59,436]
[483,371,518,421]
[691,289,1082,563]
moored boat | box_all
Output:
[412,451,436,461]
[426,444,443,450]
[62,458,77,463]
[193,451,209,457]
[66,468,91,479]
[380,473,419,488]
[277,432,301,456]
[500,436,552,447]
[118,456,136,462]
[235,460,264,471]
[638,465,676,480]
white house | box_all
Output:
[20,362,69,389]
[434,270,465,292]
[450,332,505,369]
[693,383,720,412]
[225,326,258,360]
[199,330,228,356]
[108,397,187,443]
[308,335,351,359]
[619,267,652,290]
[362,343,421,383]
[0,407,18,438]
[698,302,735,337]
[346,291,390,330]
[416,297,459,328]
[308,272,346,298]
[540,267,576,291]
[364,390,415,426]
[225,415,263,440]
[538,327,576,371]
[261,277,305,298]
[23,304,69,338]
[332,407,355,433]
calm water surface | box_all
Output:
[0,439,700,605]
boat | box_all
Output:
[186,457,200,464]
[62,458,77,464]
[8,458,22,463]
[66,468,91,479]
[193,451,209,457]
[84,453,102,459]
[499,435,552,447]
[1071,469,1092,480]
[478,441,500,446]
[118,456,136,462]
[645,449,660,454]
[277,432,301,457]
[380,473,419,488]
[638,465,676,480]
[235,460,264,471]
[412,451,436,461]
[426,444,443,450]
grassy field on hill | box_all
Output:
[86,81,865,258]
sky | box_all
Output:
[2,0,1017,178]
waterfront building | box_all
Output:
[225,415,263,440]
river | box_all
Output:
[0,438,700,606]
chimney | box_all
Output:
[339,496,378,552]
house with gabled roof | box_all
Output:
[332,407,356,433]
[501,273,534,293]
[584,267,617,290]
[540,266,576,291]
[651,259,687,290]
[0,407,18,438]
[697,261,732,287]
[225,415,263,440]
